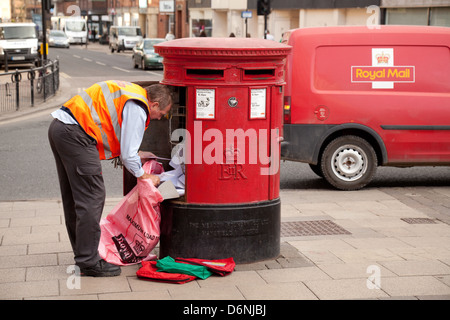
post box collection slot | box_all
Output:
[186,69,224,80]
[243,69,275,80]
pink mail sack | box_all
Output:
[98,160,164,266]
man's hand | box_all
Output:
[138,172,160,186]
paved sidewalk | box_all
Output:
[1,187,450,300]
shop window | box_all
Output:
[385,7,450,27]
[385,8,428,25]
[430,7,450,27]
[191,19,212,37]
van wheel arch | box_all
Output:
[314,125,386,167]
[312,125,387,190]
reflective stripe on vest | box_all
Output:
[64,80,150,160]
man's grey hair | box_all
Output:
[145,84,172,110]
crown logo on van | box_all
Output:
[375,52,390,64]
[351,48,415,89]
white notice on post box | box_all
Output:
[250,88,266,119]
[196,89,215,119]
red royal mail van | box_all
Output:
[281,25,450,190]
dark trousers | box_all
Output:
[48,119,105,268]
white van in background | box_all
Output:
[51,16,87,44]
[0,23,39,67]
[109,26,142,53]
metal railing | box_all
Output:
[0,59,60,114]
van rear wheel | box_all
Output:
[321,135,377,190]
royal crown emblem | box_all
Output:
[375,51,390,64]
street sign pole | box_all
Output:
[241,10,252,38]
[41,0,47,61]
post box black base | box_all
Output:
[159,199,280,264]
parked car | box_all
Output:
[48,30,70,48]
[132,38,165,70]
[281,25,450,191]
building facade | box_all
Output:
[105,0,189,39]
[188,0,449,41]
[2,0,449,41]
[51,0,189,40]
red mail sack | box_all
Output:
[175,257,235,276]
[98,160,164,266]
[136,261,197,284]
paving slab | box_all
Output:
[0,280,59,299]
[380,260,450,277]
[257,266,331,283]
[317,263,397,280]
[58,275,131,296]
[380,276,450,297]
[303,278,389,300]
[238,282,318,300]
[168,284,245,300]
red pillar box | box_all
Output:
[155,38,291,263]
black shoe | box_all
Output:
[80,259,121,277]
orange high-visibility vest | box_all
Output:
[63,80,150,160]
